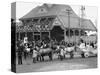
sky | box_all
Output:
[12,2,98,27]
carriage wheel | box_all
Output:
[84,53,89,58]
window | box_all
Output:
[66,29,69,36]
[70,29,73,36]
[39,8,47,13]
[66,29,73,37]
[75,30,79,36]
[80,30,85,36]
[34,32,40,34]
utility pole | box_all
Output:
[66,9,72,44]
[81,6,85,19]
[79,6,85,43]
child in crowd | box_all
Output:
[32,47,38,63]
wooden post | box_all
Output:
[79,29,81,44]
[39,17,42,41]
[48,31,50,40]
[73,29,75,44]
[64,28,66,42]
[66,9,71,44]
[40,31,42,41]
[33,32,34,41]
[69,29,70,44]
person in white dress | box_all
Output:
[60,48,64,60]
[79,43,85,49]
[32,48,38,63]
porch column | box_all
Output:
[73,29,76,49]
[69,29,70,43]
[49,31,51,40]
[79,29,81,41]
[40,30,42,40]
[64,28,66,42]
[32,32,34,41]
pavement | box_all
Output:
[16,55,97,73]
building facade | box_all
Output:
[16,4,97,44]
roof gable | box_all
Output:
[20,3,78,20]
[19,3,97,31]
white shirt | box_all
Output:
[26,48,30,52]
[32,50,37,58]
[80,43,85,49]
[64,47,67,51]
[57,46,60,50]
[60,49,64,56]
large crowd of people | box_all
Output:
[16,37,97,65]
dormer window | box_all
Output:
[41,9,44,11]
[39,8,47,13]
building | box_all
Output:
[17,3,97,44]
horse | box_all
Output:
[36,46,53,61]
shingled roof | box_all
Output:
[58,15,97,30]
[20,3,97,31]
[20,4,79,19]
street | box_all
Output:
[16,57,97,73]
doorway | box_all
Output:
[50,26,64,42]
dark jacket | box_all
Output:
[18,45,24,56]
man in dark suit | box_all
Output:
[18,42,23,65]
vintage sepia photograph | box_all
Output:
[11,2,98,73]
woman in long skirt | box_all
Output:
[60,48,64,61]
[32,48,38,63]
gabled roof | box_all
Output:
[20,3,78,20]
[19,3,97,31]
[81,19,97,31]
[58,15,97,31]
